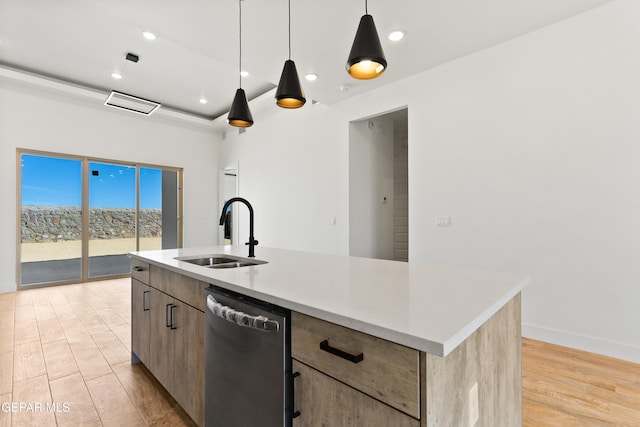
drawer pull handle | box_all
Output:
[292,371,301,419]
[133,266,144,272]
[166,303,172,328]
[320,340,364,363]
[142,291,149,311]
[170,304,177,330]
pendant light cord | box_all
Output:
[365,0,368,14]
[288,0,291,60]
[239,0,242,88]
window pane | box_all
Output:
[140,167,179,250]
[88,161,136,278]
[20,154,83,285]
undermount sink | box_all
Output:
[174,254,267,269]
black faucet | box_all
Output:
[219,197,258,257]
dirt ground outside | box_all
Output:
[20,237,162,262]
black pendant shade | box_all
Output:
[228,0,253,128]
[228,88,253,128]
[276,59,306,109]
[346,14,387,80]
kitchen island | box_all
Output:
[129,246,528,427]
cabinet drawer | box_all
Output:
[149,266,209,312]
[292,312,420,418]
[131,260,150,284]
[292,360,419,427]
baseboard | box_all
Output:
[522,323,640,364]
[0,282,17,294]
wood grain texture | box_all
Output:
[131,260,150,284]
[2,278,202,426]
[111,361,177,424]
[14,320,39,345]
[0,352,12,395]
[523,338,640,426]
[11,375,56,427]
[36,318,66,345]
[13,341,47,382]
[149,265,208,312]
[4,276,637,426]
[49,373,101,427]
[0,392,10,427]
[0,310,13,330]
[171,301,205,426]
[42,341,79,380]
[292,311,421,418]
[131,279,151,366]
[148,288,174,389]
[91,330,130,366]
[424,293,522,427]
[0,327,13,355]
[68,340,111,381]
[85,372,146,427]
[292,360,420,427]
[138,267,206,425]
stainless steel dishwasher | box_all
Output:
[204,285,293,427]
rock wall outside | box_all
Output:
[21,206,162,243]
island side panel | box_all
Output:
[422,293,522,427]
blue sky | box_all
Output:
[21,154,162,208]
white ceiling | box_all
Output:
[0,0,612,121]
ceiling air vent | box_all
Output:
[104,91,160,116]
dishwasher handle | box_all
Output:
[207,294,279,332]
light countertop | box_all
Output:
[129,246,529,356]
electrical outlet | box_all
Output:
[469,382,479,426]
[435,216,452,227]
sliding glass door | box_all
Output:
[88,161,137,278]
[18,150,182,287]
[20,154,84,284]
[140,167,180,251]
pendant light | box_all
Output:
[228,0,254,127]
[346,0,387,80]
[275,0,306,108]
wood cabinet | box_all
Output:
[148,288,174,387]
[292,360,419,427]
[131,256,522,427]
[291,312,421,426]
[170,295,204,425]
[131,263,205,426]
[130,278,150,366]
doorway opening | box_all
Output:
[17,150,182,288]
[349,108,408,261]
[219,165,239,246]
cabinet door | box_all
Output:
[148,288,174,390]
[292,360,419,427]
[172,301,205,426]
[131,279,150,365]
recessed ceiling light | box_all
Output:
[111,72,122,79]
[199,98,208,104]
[388,31,405,42]
[305,73,318,81]
[142,31,156,40]
[240,70,249,78]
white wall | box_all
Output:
[349,117,395,260]
[220,0,640,362]
[0,79,220,293]
[219,104,350,255]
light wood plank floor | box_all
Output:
[523,338,640,426]
[0,278,196,427]
[1,279,638,426]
